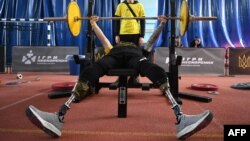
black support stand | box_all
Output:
[0,47,5,73]
[168,0,212,103]
[86,0,95,62]
[168,0,183,104]
[48,0,211,103]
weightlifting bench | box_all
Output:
[48,55,211,118]
[95,68,154,118]
[107,69,136,118]
[72,55,155,118]
[74,55,211,115]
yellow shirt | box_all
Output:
[115,2,145,35]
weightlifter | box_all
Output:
[26,15,213,140]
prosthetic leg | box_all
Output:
[26,81,87,138]
[57,80,90,121]
[162,82,183,121]
[58,88,77,121]
[57,79,214,139]
[26,79,213,139]
[161,80,213,140]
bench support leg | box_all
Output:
[118,75,127,118]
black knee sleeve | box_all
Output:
[79,63,105,85]
[138,60,168,86]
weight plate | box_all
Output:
[179,0,189,36]
[191,83,218,91]
[51,81,75,91]
[67,1,82,36]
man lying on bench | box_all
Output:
[26,15,213,140]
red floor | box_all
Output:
[0,72,250,141]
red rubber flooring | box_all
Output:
[0,72,250,141]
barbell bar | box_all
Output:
[2,0,218,37]
[78,17,180,20]
[61,0,217,36]
[43,16,181,22]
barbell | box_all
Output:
[42,0,217,36]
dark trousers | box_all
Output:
[79,46,167,87]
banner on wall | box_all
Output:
[12,47,78,72]
[0,47,5,72]
[229,48,250,75]
[154,48,225,74]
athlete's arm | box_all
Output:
[90,16,112,54]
